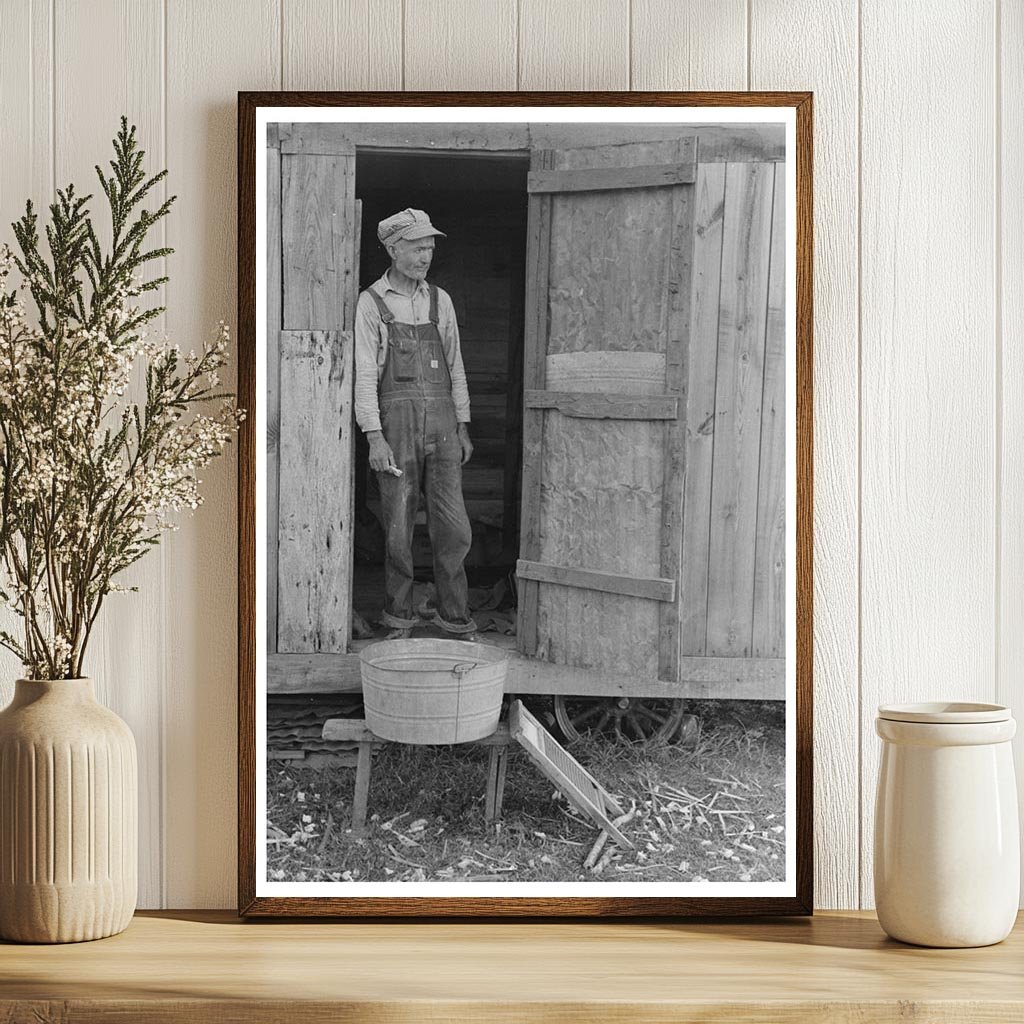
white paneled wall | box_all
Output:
[0,0,1017,910]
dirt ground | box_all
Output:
[267,698,787,885]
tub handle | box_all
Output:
[451,662,476,679]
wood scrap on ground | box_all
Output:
[585,802,637,874]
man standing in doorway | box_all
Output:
[354,208,478,641]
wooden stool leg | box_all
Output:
[493,746,509,821]
[485,746,500,823]
[352,741,373,832]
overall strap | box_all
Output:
[428,283,439,325]
[364,287,394,324]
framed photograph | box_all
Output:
[238,91,812,917]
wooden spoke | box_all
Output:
[626,716,646,743]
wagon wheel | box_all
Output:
[552,695,688,746]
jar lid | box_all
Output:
[877,701,1011,724]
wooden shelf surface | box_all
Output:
[2,910,1023,1022]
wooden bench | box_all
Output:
[321,718,512,831]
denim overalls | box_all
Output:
[366,284,476,634]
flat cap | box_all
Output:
[377,208,447,247]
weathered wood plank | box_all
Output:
[268,650,784,701]
[280,122,783,160]
[516,149,553,658]
[706,162,775,658]
[351,742,372,830]
[269,652,364,691]
[538,590,661,678]
[323,719,511,745]
[547,141,680,355]
[277,330,354,654]
[531,123,783,161]
[281,152,355,330]
[531,139,686,678]
[659,152,696,683]
[535,413,665,676]
[267,142,282,655]
[524,390,678,419]
[527,161,696,194]
[680,163,727,657]
[548,135,696,172]
[517,559,676,602]
[752,165,787,658]
[281,123,527,155]
[545,351,666,393]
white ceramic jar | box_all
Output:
[874,702,1019,947]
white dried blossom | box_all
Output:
[0,242,244,679]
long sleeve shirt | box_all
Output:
[353,269,471,433]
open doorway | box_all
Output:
[351,149,530,640]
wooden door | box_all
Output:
[273,139,359,654]
[517,138,697,684]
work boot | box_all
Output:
[385,626,413,640]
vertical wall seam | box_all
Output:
[29,0,34,192]
[515,0,520,89]
[279,0,284,91]
[50,0,55,199]
[751,0,757,89]
[158,0,168,911]
[994,0,1003,709]
[856,0,865,909]
[686,3,691,91]
[628,0,633,90]
[401,0,405,90]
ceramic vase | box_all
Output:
[0,677,137,943]
[874,701,1019,948]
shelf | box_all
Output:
[2,910,1022,1021]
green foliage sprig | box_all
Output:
[0,117,243,679]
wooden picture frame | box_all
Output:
[238,91,813,917]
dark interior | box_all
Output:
[352,150,529,632]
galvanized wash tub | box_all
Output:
[359,638,509,744]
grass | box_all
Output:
[266,698,786,884]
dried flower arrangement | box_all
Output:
[0,118,243,680]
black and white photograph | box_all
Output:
[241,98,809,915]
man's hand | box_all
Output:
[367,430,398,473]
[457,423,473,466]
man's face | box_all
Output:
[390,235,435,280]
